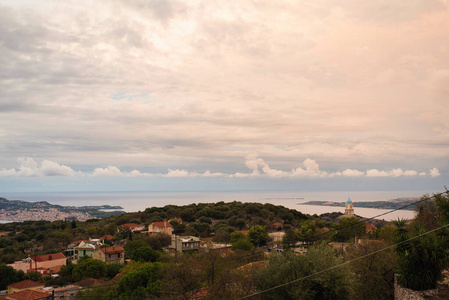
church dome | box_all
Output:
[346,198,352,203]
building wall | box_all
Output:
[7,260,30,272]
[33,258,66,270]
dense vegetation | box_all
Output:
[1,193,449,299]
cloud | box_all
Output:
[430,168,441,177]
[0,158,77,177]
[0,0,448,180]
[92,166,124,177]
[341,169,365,177]
[0,157,439,180]
[91,166,154,177]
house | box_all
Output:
[366,223,377,233]
[7,280,44,294]
[271,222,283,231]
[169,235,201,253]
[2,290,51,300]
[29,253,66,275]
[269,231,285,243]
[147,220,173,236]
[73,241,96,261]
[9,253,66,274]
[93,245,125,264]
[119,223,145,232]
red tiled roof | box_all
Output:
[8,280,44,290]
[100,235,114,240]
[32,252,66,262]
[99,245,125,254]
[152,221,173,228]
[366,224,377,231]
[272,222,283,226]
[73,278,113,288]
[5,290,50,300]
[71,240,88,245]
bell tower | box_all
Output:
[345,198,354,217]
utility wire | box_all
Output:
[309,190,449,241]
[240,221,449,299]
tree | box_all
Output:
[0,264,24,290]
[107,262,164,299]
[131,246,160,262]
[72,258,107,282]
[282,228,299,248]
[248,225,269,247]
[331,217,365,242]
[123,240,147,259]
[394,222,449,290]
[161,254,203,299]
[298,220,317,242]
[106,262,124,279]
[255,243,355,299]
[232,238,254,252]
[345,240,397,299]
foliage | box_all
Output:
[282,228,299,248]
[346,240,397,299]
[161,254,203,299]
[106,262,124,279]
[72,258,107,282]
[298,220,317,242]
[255,243,355,299]
[106,262,164,299]
[76,286,115,300]
[232,238,255,252]
[331,217,365,242]
[394,221,449,290]
[248,225,270,247]
[131,246,160,262]
[0,264,25,289]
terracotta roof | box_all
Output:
[99,245,125,254]
[5,290,51,300]
[100,235,114,240]
[366,224,377,231]
[8,280,44,290]
[32,252,66,262]
[151,221,173,228]
[73,278,113,288]
[272,222,283,226]
[71,240,88,245]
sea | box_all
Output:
[1,190,434,221]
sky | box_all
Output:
[1,0,449,194]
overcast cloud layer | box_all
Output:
[1,0,448,192]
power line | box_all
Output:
[309,190,449,241]
[240,221,449,299]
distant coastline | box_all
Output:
[0,197,124,222]
[299,197,420,211]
